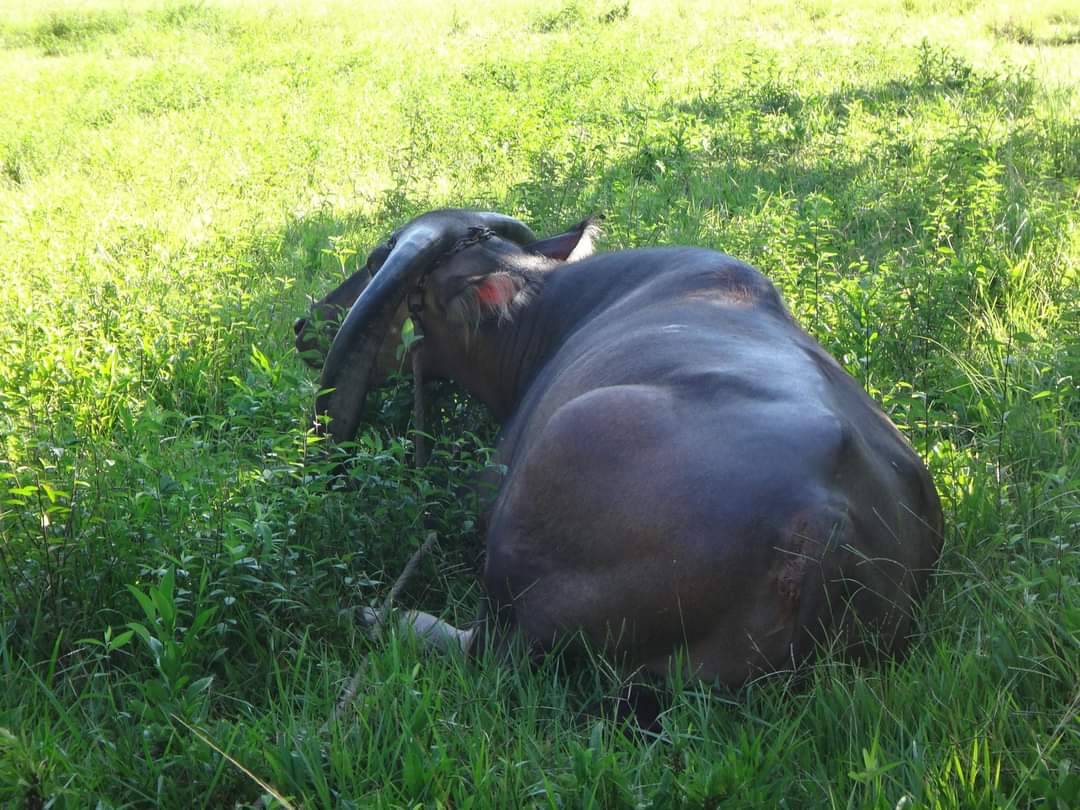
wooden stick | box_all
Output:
[322,531,438,732]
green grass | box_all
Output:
[1,0,1078,806]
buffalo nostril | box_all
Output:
[293,317,307,336]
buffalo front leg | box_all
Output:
[360,607,475,655]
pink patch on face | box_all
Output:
[476,275,515,307]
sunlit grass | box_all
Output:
[1,0,1078,806]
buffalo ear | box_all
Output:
[527,215,601,262]
[448,271,528,325]
[472,273,521,310]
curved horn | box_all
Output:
[316,219,456,441]
[471,211,536,245]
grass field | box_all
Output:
[1,0,1079,806]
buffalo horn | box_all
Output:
[315,210,534,442]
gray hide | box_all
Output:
[297,209,943,684]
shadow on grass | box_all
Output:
[240,40,1076,671]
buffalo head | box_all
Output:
[298,209,597,441]
[292,237,394,369]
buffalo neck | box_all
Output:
[419,270,596,425]
[420,311,549,422]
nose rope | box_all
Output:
[404,225,494,466]
[407,274,427,335]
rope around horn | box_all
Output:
[412,344,429,468]
[322,530,439,732]
[322,348,437,731]
[323,230,482,731]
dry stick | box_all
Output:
[322,530,439,732]
[380,530,439,626]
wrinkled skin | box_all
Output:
[297,210,943,686]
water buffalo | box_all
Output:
[295,209,942,685]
